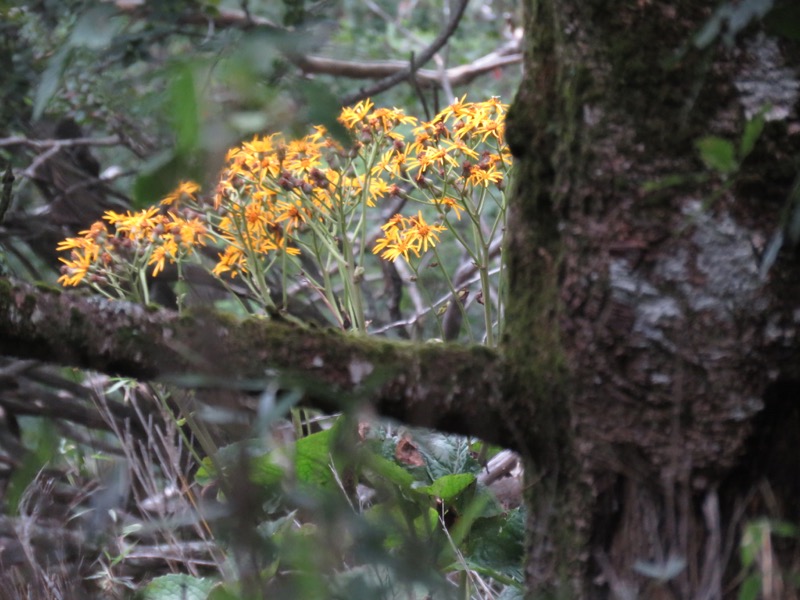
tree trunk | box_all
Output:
[505,1,800,597]
[2,2,800,599]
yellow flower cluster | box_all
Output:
[56,96,510,308]
[373,211,446,262]
[57,182,210,290]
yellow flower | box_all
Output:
[161,180,200,206]
[213,245,246,278]
[376,232,417,262]
[147,235,179,276]
[58,249,94,286]
[174,217,211,247]
[373,211,446,262]
[406,211,446,254]
[407,145,459,175]
[339,99,374,129]
[380,213,406,233]
[465,163,504,187]
[437,197,463,220]
[103,207,160,240]
[367,107,417,132]
[274,199,307,235]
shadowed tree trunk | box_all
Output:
[504,0,800,597]
[1,1,800,599]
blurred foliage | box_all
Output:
[0,0,520,211]
[0,1,524,598]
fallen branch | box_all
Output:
[0,278,511,448]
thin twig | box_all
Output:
[0,135,121,149]
[340,0,471,105]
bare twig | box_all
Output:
[0,135,122,150]
[340,0,471,105]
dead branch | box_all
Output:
[292,46,522,90]
[0,135,122,150]
[341,0,471,104]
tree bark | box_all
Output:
[505,0,800,597]
[0,278,510,448]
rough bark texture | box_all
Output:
[0,278,509,447]
[503,1,590,597]
[2,2,800,599]
[505,0,800,597]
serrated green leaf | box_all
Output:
[696,136,738,175]
[462,508,525,579]
[138,574,215,600]
[415,431,482,481]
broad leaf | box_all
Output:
[415,472,475,502]
[695,136,738,175]
[137,574,215,600]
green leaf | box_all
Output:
[364,453,416,491]
[249,453,286,488]
[297,80,351,147]
[6,419,59,516]
[739,109,767,159]
[770,519,799,538]
[497,586,527,599]
[194,439,284,487]
[132,150,186,208]
[32,47,71,120]
[207,585,240,600]
[169,64,200,155]
[295,428,336,488]
[415,473,475,502]
[738,574,761,600]
[137,574,215,600]
[740,520,765,567]
[70,5,123,50]
[414,431,482,481]
[695,136,738,175]
[461,508,525,581]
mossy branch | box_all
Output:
[0,278,515,448]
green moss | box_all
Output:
[500,1,592,594]
[33,281,62,295]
